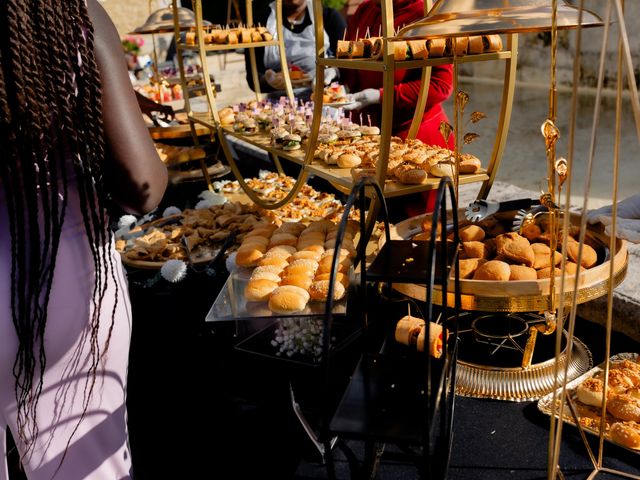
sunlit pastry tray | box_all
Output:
[386,210,628,312]
[537,352,640,453]
[205,268,349,322]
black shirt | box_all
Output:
[244,5,346,92]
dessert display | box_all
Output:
[236,219,359,313]
[336,34,502,60]
[538,354,640,451]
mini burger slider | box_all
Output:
[282,133,302,151]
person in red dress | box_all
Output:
[341,0,454,218]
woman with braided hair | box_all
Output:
[0,0,167,478]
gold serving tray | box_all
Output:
[457,331,592,402]
[537,352,640,453]
[385,210,628,312]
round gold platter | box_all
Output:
[385,210,628,312]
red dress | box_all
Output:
[341,0,454,217]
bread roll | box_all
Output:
[246,224,278,238]
[607,395,640,422]
[249,270,281,283]
[241,235,270,248]
[301,244,325,254]
[459,225,486,242]
[269,233,298,248]
[459,155,481,174]
[337,153,362,168]
[244,279,279,302]
[430,162,456,178]
[532,242,555,269]
[268,285,310,314]
[536,267,562,279]
[309,279,346,301]
[610,421,640,449]
[394,164,427,184]
[236,246,266,267]
[509,264,538,281]
[458,258,485,279]
[462,241,491,259]
[576,377,604,407]
[566,240,598,268]
[283,263,317,278]
[473,260,511,281]
[495,232,535,267]
[288,258,320,270]
[275,222,307,236]
[521,223,542,241]
[291,250,322,262]
[280,274,313,290]
[264,245,296,259]
[314,272,349,288]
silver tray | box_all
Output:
[205,268,348,322]
[456,333,592,402]
[537,352,640,453]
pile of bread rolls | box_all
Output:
[336,34,502,61]
[572,357,640,449]
[417,212,599,281]
[236,219,359,314]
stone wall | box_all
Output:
[462,1,640,89]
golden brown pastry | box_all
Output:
[607,394,640,422]
[314,272,349,288]
[531,242,561,270]
[291,250,322,262]
[417,322,446,358]
[473,260,510,281]
[520,223,542,242]
[462,241,491,259]
[610,421,640,449]
[269,233,299,248]
[495,232,535,267]
[257,256,290,269]
[264,245,297,259]
[467,35,484,54]
[458,258,486,279]
[459,225,486,242]
[509,264,538,281]
[566,240,598,268]
[576,377,605,408]
[280,274,313,290]
[395,315,425,346]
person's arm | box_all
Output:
[87,0,167,215]
[379,64,453,111]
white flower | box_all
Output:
[225,252,238,273]
[118,214,137,230]
[198,190,227,205]
[160,259,187,283]
[163,206,181,217]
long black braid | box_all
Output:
[0,0,118,459]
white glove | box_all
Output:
[343,88,381,111]
[587,194,640,243]
[264,69,286,90]
[323,67,339,86]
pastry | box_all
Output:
[314,272,349,288]
[495,232,535,267]
[417,322,446,358]
[462,241,491,259]
[468,35,484,54]
[458,258,486,279]
[509,264,538,281]
[610,421,640,449]
[280,274,313,290]
[407,39,429,59]
[426,38,446,57]
[459,225,486,242]
[576,377,604,407]
[473,260,511,281]
[395,315,425,346]
[566,240,598,268]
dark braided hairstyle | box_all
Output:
[0,0,118,456]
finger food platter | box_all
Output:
[385,209,628,312]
